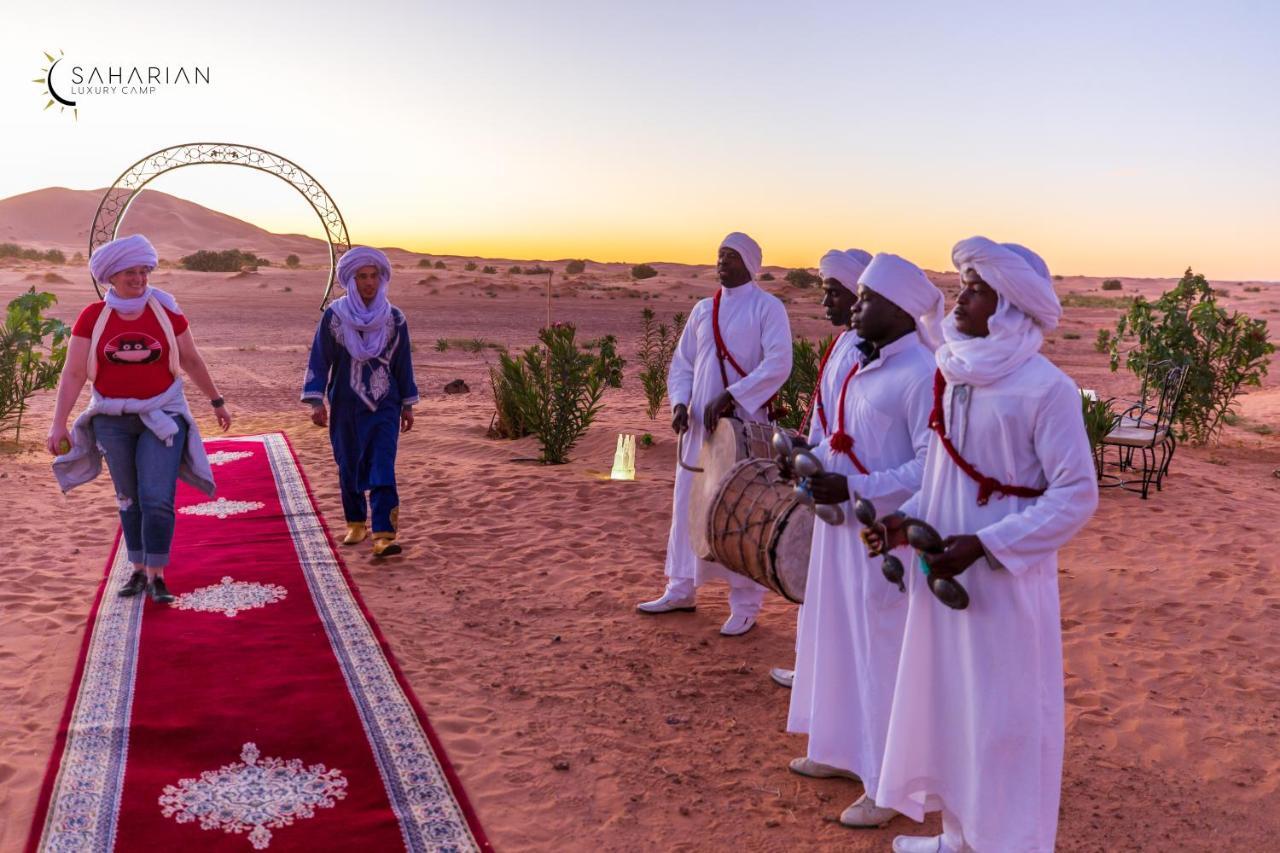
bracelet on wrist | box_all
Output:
[210,397,225,409]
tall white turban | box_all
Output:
[818,248,873,292]
[90,234,181,315]
[719,232,763,281]
[857,252,945,351]
[937,237,1059,386]
[331,246,394,361]
[952,236,1060,330]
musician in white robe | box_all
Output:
[637,232,792,636]
[868,238,1099,853]
[769,248,871,689]
[786,253,942,828]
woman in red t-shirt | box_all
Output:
[47,234,232,604]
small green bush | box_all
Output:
[434,260,446,270]
[785,268,822,288]
[286,254,300,269]
[773,335,832,431]
[565,259,586,275]
[0,289,70,439]
[759,272,775,281]
[1063,331,1081,340]
[417,258,432,268]
[583,334,625,388]
[180,249,269,272]
[1101,279,1123,291]
[435,338,449,352]
[482,266,497,274]
[525,265,552,276]
[509,265,523,275]
[631,264,659,280]
[465,261,478,271]
[637,308,687,419]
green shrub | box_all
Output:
[1063,331,1081,340]
[639,432,654,447]
[0,244,67,264]
[773,335,832,431]
[1061,293,1132,309]
[759,272,775,281]
[180,249,269,272]
[637,307,687,419]
[465,261,478,271]
[482,266,497,274]
[286,254,300,269]
[0,289,70,439]
[631,264,658,280]
[1101,279,1123,291]
[435,338,449,352]
[785,268,822,288]
[1101,268,1275,444]
[565,259,586,275]
[525,265,552,276]
[417,258,432,267]
[509,265,523,275]
[583,334,625,388]
[1081,393,1117,477]
[434,260,446,269]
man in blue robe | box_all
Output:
[302,247,418,557]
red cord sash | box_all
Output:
[929,369,1046,506]
[827,361,870,475]
[799,332,843,437]
[712,289,780,421]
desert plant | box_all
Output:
[773,335,832,432]
[1080,393,1117,477]
[525,265,552,276]
[759,271,775,281]
[0,289,70,440]
[285,254,300,269]
[639,432,654,447]
[1100,268,1274,444]
[482,266,497,274]
[465,261,478,271]
[417,258,432,267]
[631,264,658,280]
[180,249,269,272]
[565,259,586,274]
[1101,279,1123,291]
[489,353,536,440]
[583,334,625,388]
[509,265,523,275]
[435,338,449,352]
[434,260,446,270]
[785,268,822,288]
[637,307,687,419]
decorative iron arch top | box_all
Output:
[89,143,350,309]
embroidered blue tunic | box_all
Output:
[302,306,419,532]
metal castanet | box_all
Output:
[789,449,844,525]
[851,493,971,610]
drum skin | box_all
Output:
[706,458,814,604]
[687,418,776,560]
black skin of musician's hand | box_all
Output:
[703,389,736,433]
[921,534,985,579]
[807,472,850,505]
[671,404,689,435]
[861,511,907,556]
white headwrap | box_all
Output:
[330,246,394,361]
[936,237,1059,386]
[90,234,182,315]
[719,232,763,281]
[818,248,872,292]
[857,252,945,351]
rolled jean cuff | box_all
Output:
[126,548,145,565]
[145,552,171,569]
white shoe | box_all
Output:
[719,612,756,636]
[788,756,860,781]
[636,589,696,614]
[839,794,898,828]
[769,667,794,688]
[893,835,946,853]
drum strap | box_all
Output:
[929,369,1046,506]
[712,288,780,421]
[829,361,870,475]
[800,331,844,437]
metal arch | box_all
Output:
[88,143,350,310]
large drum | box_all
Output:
[706,458,814,604]
[683,417,777,560]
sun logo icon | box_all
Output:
[34,49,77,121]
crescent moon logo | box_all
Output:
[47,58,76,107]
[35,49,77,121]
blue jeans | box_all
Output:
[92,413,188,568]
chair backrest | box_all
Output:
[1151,363,1189,433]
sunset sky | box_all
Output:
[2,1,1278,279]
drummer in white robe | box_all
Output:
[867,238,1099,853]
[769,248,871,689]
[637,232,792,636]
[786,253,943,829]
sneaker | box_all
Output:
[788,756,860,781]
[636,589,696,614]
[839,793,898,828]
[769,667,795,688]
[719,612,756,636]
[149,576,176,604]
[118,571,148,598]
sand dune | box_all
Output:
[1,242,1278,851]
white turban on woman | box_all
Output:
[90,234,181,315]
[719,232,763,281]
[937,237,1060,386]
[331,246,394,361]
[818,248,873,292]
[857,252,945,351]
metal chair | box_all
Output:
[1101,363,1188,498]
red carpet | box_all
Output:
[28,433,491,852]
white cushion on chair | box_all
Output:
[1102,425,1168,448]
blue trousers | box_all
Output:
[92,413,188,568]
[330,403,400,533]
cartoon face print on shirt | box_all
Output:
[104,332,162,365]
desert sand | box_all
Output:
[1,191,1278,852]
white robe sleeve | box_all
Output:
[976,378,1099,576]
[726,297,792,414]
[847,367,933,511]
[667,303,700,409]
